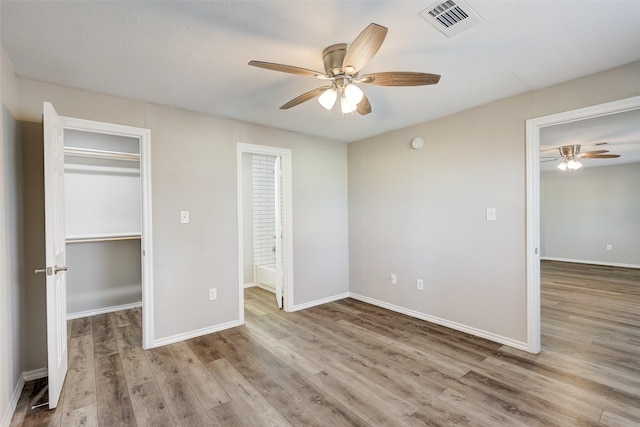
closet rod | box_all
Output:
[66,235,141,244]
[64,147,140,161]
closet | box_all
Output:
[64,129,142,318]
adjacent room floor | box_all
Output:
[10,261,640,425]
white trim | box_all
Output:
[244,282,256,288]
[140,127,155,350]
[66,232,141,243]
[236,143,294,320]
[1,369,48,427]
[525,113,542,354]
[22,368,48,382]
[525,95,640,355]
[255,283,275,293]
[288,292,350,312]
[1,377,23,427]
[64,163,140,175]
[152,319,243,348]
[349,293,528,351]
[66,301,142,320]
[541,257,640,270]
[59,116,155,350]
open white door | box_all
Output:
[274,157,283,309]
[41,102,68,409]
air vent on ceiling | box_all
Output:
[419,0,483,38]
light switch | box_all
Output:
[486,208,496,221]
[180,211,190,224]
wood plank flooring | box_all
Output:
[11,260,640,426]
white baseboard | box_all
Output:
[255,283,275,294]
[152,319,243,348]
[22,367,47,381]
[1,377,23,427]
[287,292,350,312]
[541,257,640,269]
[67,301,142,320]
[243,282,256,288]
[348,292,528,352]
[1,368,49,427]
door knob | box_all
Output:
[35,266,67,275]
[35,267,53,276]
[54,265,68,274]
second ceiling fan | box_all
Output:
[249,23,441,115]
[541,144,621,170]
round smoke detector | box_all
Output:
[411,137,424,149]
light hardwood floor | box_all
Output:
[11,261,640,426]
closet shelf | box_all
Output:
[64,146,140,161]
[66,232,141,244]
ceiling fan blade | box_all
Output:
[342,23,388,75]
[359,72,441,86]
[249,61,329,79]
[584,154,621,158]
[279,86,332,110]
[578,150,610,158]
[356,95,372,115]
[541,158,560,163]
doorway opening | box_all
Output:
[60,115,154,349]
[237,143,293,322]
[525,95,640,354]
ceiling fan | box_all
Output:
[248,23,441,115]
[541,144,620,170]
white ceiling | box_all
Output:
[2,1,640,143]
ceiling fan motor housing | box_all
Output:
[322,43,348,77]
[559,144,581,157]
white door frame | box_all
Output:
[525,95,640,354]
[237,143,294,321]
[273,156,284,309]
[60,115,155,349]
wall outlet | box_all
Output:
[390,273,397,285]
[209,288,217,300]
[180,210,190,224]
[417,279,424,291]
[606,244,612,251]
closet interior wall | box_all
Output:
[64,129,142,318]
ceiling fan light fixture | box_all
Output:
[557,161,568,171]
[344,83,364,105]
[250,23,440,115]
[567,159,582,170]
[318,87,337,110]
[340,96,357,114]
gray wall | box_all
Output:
[348,60,640,344]
[14,75,349,369]
[0,44,23,424]
[66,240,142,315]
[19,120,46,372]
[541,163,640,266]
